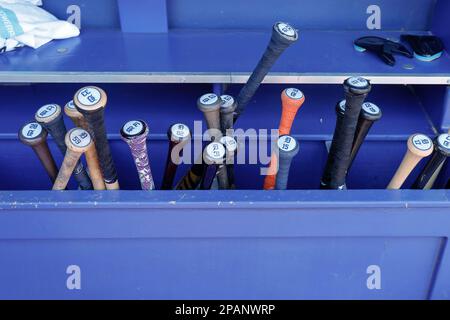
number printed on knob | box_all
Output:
[22,122,43,139]
[276,22,296,37]
[77,87,101,106]
[412,134,433,152]
[200,93,219,105]
[278,135,297,152]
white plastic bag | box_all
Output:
[0,0,79,52]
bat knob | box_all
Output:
[203,142,226,165]
[120,120,149,141]
[220,136,238,157]
[74,86,108,113]
[197,93,221,113]
[273,22,299,43]
[282,88,305,108]
[361,102,382,121]
[35,104,62,125]
[336,99,347,116]
[220,95,237,115]
[66,128,93,153]
[19,121,47,146]
[407,134,434,157]
[278,135,299,160]
[344,77,372,95]
[436,133,450,157]
[64,100,83,119]
[169,123,191,143]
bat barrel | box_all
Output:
[74,86,119,190]
[275,135,299,190]
[36,104,93,190]
[387,134,433,189]
[234,22,298,120]
[120,120,155,191]
[412,133,450,189]
[19,121,59,183]
[321,77,372,190]
[162,123,191,190]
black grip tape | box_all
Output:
[321,90,369,189]
[348,118,374,171]
[234,26,296,121]
[175,163,205,190]
[42,114,93,190]
[412,150,447,189]
[82,108,118,184]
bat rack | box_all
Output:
[0,0,449,300]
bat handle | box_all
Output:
[19,122,59,184]
[235,22,299,119]
[175,163,205,190]
[198,93,222,141]
[53,149,82,190]
[348,102,382,170]
[121,120,155,191]
[275,135,299,190]
[321,77,371,189]
[412,133,450,189]
[387,134,433,189]
[279,88,305,135]
[85,146,106,190]
[220,95,237,134]
[263,153,278,190]
[202,142,227,190]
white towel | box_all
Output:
[0,0,79,52]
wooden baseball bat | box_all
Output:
[275,135,299,190]
[320,77,371,190]
[161,123,191,190]
[74,86,119,190]
[120,120,155,191]
[201,142,227,190]
[19,121,59,183]
[64,100,89,130]
[387,134,433,189]
[35,103,93,190]
[53,128,103,190]
[264,88,305,190]
[412,133,450,189]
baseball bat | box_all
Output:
[53,128,100,190]
[19,121,59,183]
[35,104,93,190]
[234,22,299,121]
[201,142,227,190]
[320,77,372,190]
[120,120,155,191]
[220,95,238,188]
[412,133,450,189]
[387,134,433,189]
[264,88,305,190]
[74,86,119,190]
[64,100,89,130]
[335,100,383,170]
[175,93,222,190]
[161,123,191,190]
[275,135,300,190]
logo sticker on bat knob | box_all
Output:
[362,102,380,115]
[206,142,226,160]
[285,88,304,100]
[171,123,190,140]
[347,77,369,88]
[66,100,76,110]
[22,122,42,139]
[77,87,101,106]
[70,129,91,148]
[278,135,297,152]
[220,136,237,152]
[276,22,296,37]
[339,100,347,112]
[200,93,218,105]
[36,104,58,119]
[412,134,433,151]
[437,134,450,151]
[123,120,145,137]
[220,95,235,108]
